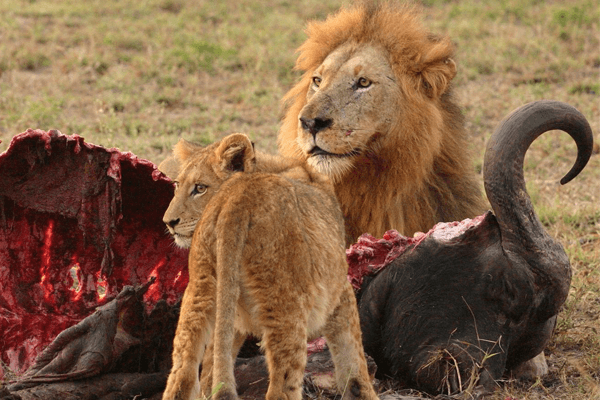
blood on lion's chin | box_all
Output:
[278,2,486,245]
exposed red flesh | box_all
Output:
[346,215,486,291]
[0,130,189,379]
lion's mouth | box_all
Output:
[172,232,193,249]
[308,146,360,158]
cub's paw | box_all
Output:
[341,378,379,400]
[213,387,239,400]
[162,368,200,400]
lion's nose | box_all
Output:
[300,116,333,138]
[165,218,180,228]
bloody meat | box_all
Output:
[0,130,189,380]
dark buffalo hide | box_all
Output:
[354,100,594,395]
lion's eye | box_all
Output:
[312,76,322,88]
[192,184,208,196]
[357,77,371,88]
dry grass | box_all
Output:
[0,0,599,399]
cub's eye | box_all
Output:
[192,184,208,196]
[357,77,371,88]
[312,76,322,88]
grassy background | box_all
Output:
[0,0,599,398]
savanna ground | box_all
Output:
[0,0,598,399]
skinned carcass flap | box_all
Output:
[0,130,189,379]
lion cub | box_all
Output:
[161,133,378,400]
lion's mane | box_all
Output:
[278,2,486,241]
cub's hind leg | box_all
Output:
[261,312,308,400]
[209,227,248,400]
[162,253,216,400]
[323,283,378,400]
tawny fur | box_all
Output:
[278,2,486,244]
[160,134,378,400]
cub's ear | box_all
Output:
[216,133,256,174]
[158,138,203,179]
[174,138,203,162]
[417,38,457,98]
[157,155,180,179]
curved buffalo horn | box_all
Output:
[483,100,594,318]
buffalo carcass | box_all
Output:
[355,100,594,394]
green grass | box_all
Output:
[0,0,599,398]
[0,0,342,155]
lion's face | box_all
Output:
[162,134,256,248]
[278,2,472,239]
[163,153,220,248]
[297,43,401,179]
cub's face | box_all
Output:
[163,153,221,248]
[297,42,401,180]
[162,134,256,248]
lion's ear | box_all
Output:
[419,58,456,99]
[157,155,180,179]
[418,38,457,98]
[174,138,203,161]
[159,139,203,179]
[216,133,256,174]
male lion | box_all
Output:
[160,133,378,400]
[278,1,550,381]
[278,2,486,244]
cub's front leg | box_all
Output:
[163,255,217,400]
[200,331,248,398]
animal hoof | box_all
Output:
[510,352,549,380]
